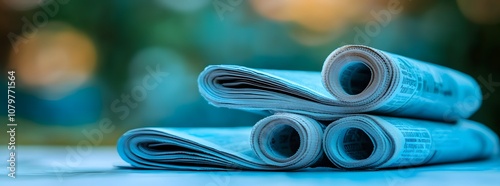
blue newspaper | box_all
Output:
[117,113,328,170]
[117,45,496,171]
[117,113,498,170]
[323,115,499,169]
[198,45,482,121]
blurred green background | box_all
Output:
[1,0,499,145]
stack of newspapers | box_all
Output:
[117,45,499,170]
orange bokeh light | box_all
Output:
[8,22,97,98]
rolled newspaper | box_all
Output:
[323,115,499,169]
[116,113,328,170]
[322,45,482,121]
[198,45,481,121]
[250,113,325,169]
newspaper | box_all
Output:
[323,115,500,169]
[198,45,482,121]
[250,113,327,169]
[116,113,328,170]
[118,45,493,171]
[117,113,498,170]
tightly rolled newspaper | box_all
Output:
[198,45,482,121]
[322,45,482,121]
[116,114,498,170]
[323,115,499,169]
[250,113,326,169]
[116,113,328,170]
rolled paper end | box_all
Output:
[250,113,324,170]
[323,116,391,169]
[322,45,393,106]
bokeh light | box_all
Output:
[127,47,197,124]
[8,22,97,99]
[251,0,373,33]
[457,0,500,25]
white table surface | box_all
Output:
[1,146,500,186]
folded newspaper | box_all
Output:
[118,45,497,171]
[198,45,482,121]
[323,115,499,169]
[117,113,498,170]
[117,113,329,170]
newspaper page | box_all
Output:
[322,115,499,169]
[117,113,330,170]
[198,45,482,121]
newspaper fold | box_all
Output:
[117,113,328,170]
[198,45,482,121]
[323,115,499,169]
[117,127,267,170]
